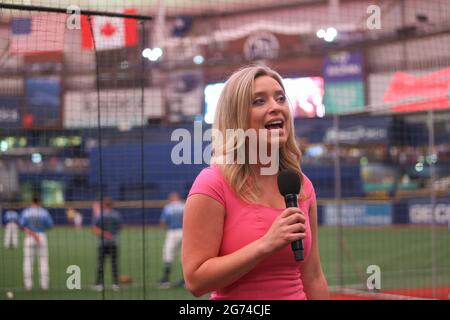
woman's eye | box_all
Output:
[252,98,265,106]
[277,95,286,103]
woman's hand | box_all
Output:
[260,207,306,255]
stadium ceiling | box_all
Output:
[0,0,327,17]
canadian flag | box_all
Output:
[81,9,138,50]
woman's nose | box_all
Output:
[267,98,283,114]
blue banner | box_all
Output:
[323,50,366,114]
[324,51,364,82]
[408,197,450,225]
[323,203,392,225]
[295,115,392,144]
[25,76,61,128]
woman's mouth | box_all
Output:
[264,120,284,130]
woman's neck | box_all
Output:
[249,163,278,180]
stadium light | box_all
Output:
[324,27,338,42]
[316,27,338,42]
[142,48,152,58]
[316,29,326,39]
[31,153,42,164]
[193,55,204,65]
[142,47,163,61]
[327,27,338,38]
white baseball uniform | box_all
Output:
[20,206,53,290]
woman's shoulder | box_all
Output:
[194,165,224,183]
[188,165,226,206]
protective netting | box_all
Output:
[0,0,449,300]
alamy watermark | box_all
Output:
[66,265,81,290]
[171,122,281,175]
[366,5,381,30]
[366,265,381,290]
[66,5,81,30]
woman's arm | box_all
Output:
[301,201,329,299]
[182,194,306,297]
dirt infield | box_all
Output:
[331,286,450,300]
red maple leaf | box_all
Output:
[100,22,117,37]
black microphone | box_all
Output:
[277,169,303,261]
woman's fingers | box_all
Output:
[283,211,305,225]
[286,222,306,233]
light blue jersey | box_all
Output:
[4,210,19,224]
[160,202,184,230]
[20,207,53,233]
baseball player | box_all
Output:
[92,197,122,291]
[19,196,54,291]
[3,210,20,249]
[66,208,83,230]
[158,192,185,289]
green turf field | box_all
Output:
[1,226,449,299]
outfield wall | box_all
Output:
[2,197,450,227]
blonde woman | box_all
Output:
[182,65,329,300]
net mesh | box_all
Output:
[0,0,449,300]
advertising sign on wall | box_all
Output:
[324,203,392,225]
[25,76,61,128]
[323,50,365,114]
[408,198,450,225]
[64,88,163,129]
[0,96,21,129]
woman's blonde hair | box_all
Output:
[211,65,303,203]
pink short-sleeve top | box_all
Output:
[188,165,316,300]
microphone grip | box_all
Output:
[291,239,304,261]
[285,194,297,208]
[284,194,304,261]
